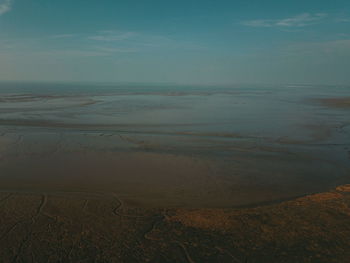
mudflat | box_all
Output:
[0,83,349,262]
[0,84,349,206]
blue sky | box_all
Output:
[0,0,349,84]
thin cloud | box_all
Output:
[88,31,136,42]
[242,13,327,28]
[0,0,13,15]
[88,30,205,51]
[272,39,350,59]
[50,34,76,39]
[294,39,350,53]
[0,29,205,62]
[336,18,350,23]
[94,46,139,53]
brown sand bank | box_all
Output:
[0,185,350,262]
[318,97,350,108]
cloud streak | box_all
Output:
[87,30,205,51]
[242,13,327,28]
[0,0,13,16]
[50,34,76,39]
[287,39,350,55]
[0,28,205,61]
[88,31,136,42]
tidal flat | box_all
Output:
[0,82,349,262]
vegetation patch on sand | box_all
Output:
[1,185,350,262]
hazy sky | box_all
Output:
[0,0,349,85]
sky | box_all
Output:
[0,0,349,85]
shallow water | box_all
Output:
[0,82,349,207]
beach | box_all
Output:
[0,83,349,262]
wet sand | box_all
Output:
[0,128,348,208]
[0,84,349,206]
[0,83,349,261]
